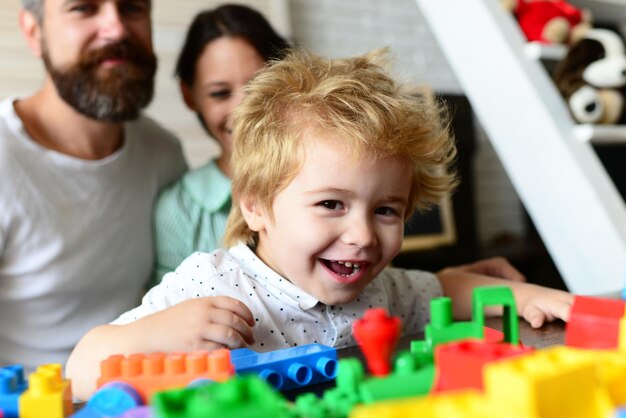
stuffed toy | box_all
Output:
[554,28,626,124]
[503,0,591,45]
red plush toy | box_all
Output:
[508,0,591,45]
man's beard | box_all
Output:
[42,40,157,122]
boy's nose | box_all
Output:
[343,218,378,249]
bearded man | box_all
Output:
[0,0,187,370]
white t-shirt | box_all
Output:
[113,243,443,351]
[0,97,187,370]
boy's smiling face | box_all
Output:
[242,132,413,305]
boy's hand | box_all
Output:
[518,285,574,328]
[140,296,255,352]
[445,257,527,283]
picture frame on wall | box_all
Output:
[401,196,456,252]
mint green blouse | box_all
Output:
[151,160,231,286]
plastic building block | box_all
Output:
[97,349,234,403]
[349,389,495,418]
[292,354,434,418]
[411,286,520,362]
[230,343,337,392]
[119,406,152,417]
[0,364,27,418]
[352,308,401,376]
[19,363,73,418]
[483,346,614,418]
[70,381,143,418]
[619,316,626,352]
[557,348,626,408]
[566,296,626,349]
[0,408,3,418]
[471,286,519,345]
[152,375,289,418]
[433,339,531,392]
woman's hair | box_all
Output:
[223,48,458,247]
[175,4,290,86]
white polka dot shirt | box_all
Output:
[112,243,443,350]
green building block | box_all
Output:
[411,286,520,361]
[471,286,519,345]
[152,375,290,418]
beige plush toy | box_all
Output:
[554,28,626,124]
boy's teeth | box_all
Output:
[336,261,361,268]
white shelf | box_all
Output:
[524,42,568,61]
[574,124,626,144]
[416,0,626,295]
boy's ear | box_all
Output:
[19,9,42,58]
[179,81,198,112]
[239,196,267,232]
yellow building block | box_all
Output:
[19,364,73,418]
[563,348,626,407]
[484,346,613,418]
[349,390,498,418]
[619,316,626,352]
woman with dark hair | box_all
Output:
[152,4,290,284]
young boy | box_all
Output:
[67,48,573,399]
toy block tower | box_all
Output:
[18,364,73,418]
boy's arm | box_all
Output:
[66,296,255,401]
[447,256,527,282]
[437,268,573,327]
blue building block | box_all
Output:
[230,343,338,391]
[0,365,27,418]
[616,407,626,418]
[70,382,143,418]
[118,406,152,417]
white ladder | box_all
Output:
[415,0,626,295]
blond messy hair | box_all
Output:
[223,48,457,247]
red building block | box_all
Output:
[433,339,531,393]
[353,308,401,376]
[97,349,234,402]
[565,296,626,349]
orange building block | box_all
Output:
[565,296,626,349]
[433,339,531,393]
[97,349,234,402]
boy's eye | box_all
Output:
[375,206,401,217]
[209,90,232,100]
[318,200,344,210]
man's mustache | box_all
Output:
[78,41,156,70]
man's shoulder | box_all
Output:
[0,98,24,165]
